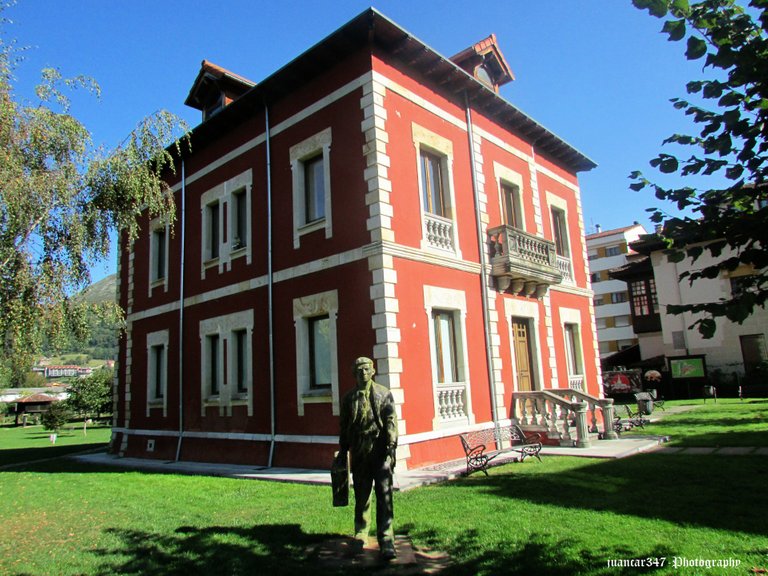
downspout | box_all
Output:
[175,159,187,461]
[464,93,500,430]
[265,103,277,468]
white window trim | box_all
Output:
[293,289,339,416]
[546,191,575,285]
[146,330,169,417]
[424,285,474,429]
[200,169,253,279]
[290,128,333,248]
[199,310,254,417]
[504,298,545,393]
[560,307,585,384]
[148,218,170,297]
[413,123,461,259]
[493,162,525,231]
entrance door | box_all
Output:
[511,317,535,391]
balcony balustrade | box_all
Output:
[487,225,563,297]
[424,213,455,252]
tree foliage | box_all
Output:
[66,368,113,419]
[41,400,72,432]
[631,0,768,337]
[0,5,187,382]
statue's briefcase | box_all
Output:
[331,452,349,507]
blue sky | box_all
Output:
[6,0,714,283]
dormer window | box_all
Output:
[474,64,494,88]
[450,34,514,93]
[203,94,225,121]
[185,60,255,122]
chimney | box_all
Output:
[595,224,602,233]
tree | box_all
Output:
[66,369,113,432]
[631,0,768,337]
[0,5,187,383]
[41,400,72,433]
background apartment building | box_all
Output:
[586,223,647,358]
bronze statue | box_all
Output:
[335,356,398,560]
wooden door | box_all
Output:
[512,317,535,391]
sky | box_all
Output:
[4,0,718,283]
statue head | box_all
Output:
[352,356,375,388]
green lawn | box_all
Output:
[1,404,767,575]
[624,397,768,447]
[0,424,111,467]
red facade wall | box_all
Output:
[117,32,599,471]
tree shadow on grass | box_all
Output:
[457,454,768,537]
[400,525,675,576]
[92,522,676,576]
[91,524,351,576]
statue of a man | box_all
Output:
[335,356,398,560]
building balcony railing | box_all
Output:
[557,254,574,285]
[487,225,563,297]
[424,213,455,252]
[435,383,468,422]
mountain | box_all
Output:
[80,274,117,305]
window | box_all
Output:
[421,151,447,218]
[231,187,248,250]
[501,181,523,229]
[432,310,459,384]
[740,334,767,375]
[149,218,170,296]
[206,201,220,261]
[611,291,629,304]
[151,345,165,399]
[590,272,601,283]
[672,330,686,350]
[551,207,570,257]
[424,285,473,428]
[593,296,604,307]
[304,154,325,223]
[605,245,621,257]
[290,128,333,248]
[414,124,459,256]
[233,329,248,394]
[293,290,339,415]
[564,323,583,376]
[207,334,220,396]
[201,170,252,277]
[200,310,254,416]
[308,315,331,389]
[151,227,167,282]
[146,330,169,417]
[630,279,658,316]
[615,315,632,327]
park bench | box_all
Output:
[459,424,542,476]
[623,404,648,429]
[648,389,665,411]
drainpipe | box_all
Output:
[175,159,187,462]
[265,104,277,468]
[464,93,500,431]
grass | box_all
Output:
[622,397,768,447]
[0,403,767,575]
[0,424,111,467]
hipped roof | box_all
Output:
[181,8,596,174]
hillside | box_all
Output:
[80,274,117,305]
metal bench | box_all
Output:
[623,404,648,429]
[459,424,542,476]
[649,389,665,411]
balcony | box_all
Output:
[487,225,563,297]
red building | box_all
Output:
[112,9,609,471]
